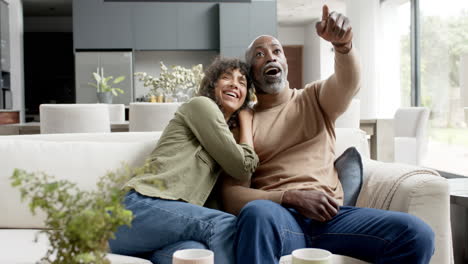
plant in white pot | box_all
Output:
[89,68,126,104]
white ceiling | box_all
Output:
[277,0,346,26]
[21,0,346,26]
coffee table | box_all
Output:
[280,254,369,264]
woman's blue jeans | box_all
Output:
[236,200,435,264]
[109,190,236,264]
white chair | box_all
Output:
[107,104,125,123]
[129,102,181,132]
[335,99,360,128]
[394,107,430,165]
[40,104,111,134]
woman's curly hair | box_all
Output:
[197,57,255,128]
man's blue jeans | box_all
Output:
[236,200,435,264]
[109,190,236,264]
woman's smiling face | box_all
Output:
[214,68,248,119]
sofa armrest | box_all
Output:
[357,159,453,264]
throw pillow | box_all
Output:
[334,147,363,206]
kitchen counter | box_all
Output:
[0,110,20,125]
[0,121,129,135]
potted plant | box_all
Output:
[135,62,204,103]
[9,163,158,264]
[89,67,126,104]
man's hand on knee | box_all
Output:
[282,190,339,222]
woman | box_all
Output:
[109,57,258,264]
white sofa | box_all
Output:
[0,128,452,264]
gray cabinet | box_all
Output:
[249,1,277,39]
[73,0,132,49]
[0,0,9,71]
[177,4,219,50]
[219,0,277,58]
[74,1,219,50]
[75,52,133,105]
[219,3,250,58]
[133,2,219,50]
[132,3,177,50]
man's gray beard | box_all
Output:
[258,76,286,94]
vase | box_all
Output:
[164,91,178,103]
[97,91,113,104]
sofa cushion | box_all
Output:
[335,147,363,206]
[0,229,152,264]
[0,139,159,228]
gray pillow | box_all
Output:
[334,147,363,206]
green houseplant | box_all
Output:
[89,67,126,104]
[9,161,164,264]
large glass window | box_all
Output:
[419,0,468,175]
[399,2,411,108]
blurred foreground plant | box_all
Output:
[10,160,164,264]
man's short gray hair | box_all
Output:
[244,35,275,64]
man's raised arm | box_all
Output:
[313,5,361,122]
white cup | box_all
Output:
[172,249,214,264]
[292,248,332,264]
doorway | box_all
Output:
[283,45,303,89]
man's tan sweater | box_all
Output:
[222,49,361,214]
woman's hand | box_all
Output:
[238,108,254,147]
[238,108,254,125]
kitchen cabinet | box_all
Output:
[132,3,177,50]
[219,0,277,58]
[176,3,219,50]
[132,2,218,50]
[249,1,277,40]
[219,3,250,51]
[75,52,133,105]
[73,0,132,49]
[73,0,219,50]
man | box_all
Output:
[221,5,435,264]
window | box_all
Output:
[418,0,468,175]
[398,2,411,108]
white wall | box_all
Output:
[377,1,403,118]
[278,26,304,45]
[345,0,379,119]
[302,21,335,85]
[319,38,334,80]
[7,0,24,122]
[303,22,321,84]
[24,16,72,32]
[133,51,218,98]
